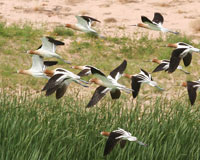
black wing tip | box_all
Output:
[86,104,94,108]
[154,12,163,18]
[46,36,65,45]
[81,15,101,23]
[90,67,105,76]
[44,61,58,66]
[140,68,149,75]
[141,16,152,24]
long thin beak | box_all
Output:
[182,82,187,87]
[160,45,168,47]
[130,24,137,26]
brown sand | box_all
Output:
[0,0,200,39]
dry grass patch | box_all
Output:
[151,2,173,8]
[104,18,117,23]
[190,19,200,32]
[65,0,85,5]
[118,0,141,4]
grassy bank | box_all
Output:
[0,92,199,160]
[0,23,200,159]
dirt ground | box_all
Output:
[0,0,200,40]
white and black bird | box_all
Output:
[182,80,200,105]
[168,43,200,73]
[17,54,57,78]
[101,128,147,156]
[27,36,71,64]
[42,68,89,99]
[149,58,190,74]
[87,60,132,107]
[123,69,164,98]
[133,12,179,34]
[65,15,103,37]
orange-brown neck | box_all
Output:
[28,50,40,55]
[17,69,32,76]
[89,78,104,86]
[71,65,84,70]
[152,58,161,64]
[167,43,178,48]
[44,69,54,77]
[182,82,187,87]
[101,131,110,137]
[123,73,132,79]
[137,23,149,29]
[66,24,81,31]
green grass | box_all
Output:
[1,22,200,159]
[53,27,74,37]
[0,92,199,160]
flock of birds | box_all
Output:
[16,12,200,156]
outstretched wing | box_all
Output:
[141,16,153,25]
[152,63,168,72]
[76,15,90,28]
[46,36,65,46]
[77,69,91,77]
[80,16,100,27]
[86,86,108,107]
[56,83,68,99]
[183,53,192,67]
[30,55,44,72]
[131,76,142,98]
[109,60,127,81]
[110,89,121,99]
[187,81,199,105]
[103,132,122,156]
[152,12,164,24]
[168,48,186,73]
[43,61,58,67]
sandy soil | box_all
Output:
[0,0,200,40]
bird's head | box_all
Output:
[71,65,85,70]
[137,23,149,29]
[27,50,39,55]
[152,58,161,64]
[89,78,101,85]
[123,73,132,79]
[167,43,178,48]
[182,82,187,87]
[44,69,54,77]
[65,24,72,28]
[16,70,31,76]
[101,131,110,137]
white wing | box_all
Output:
[41,37,56,53]
[75,16,90,29]
[30,55,44,72]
